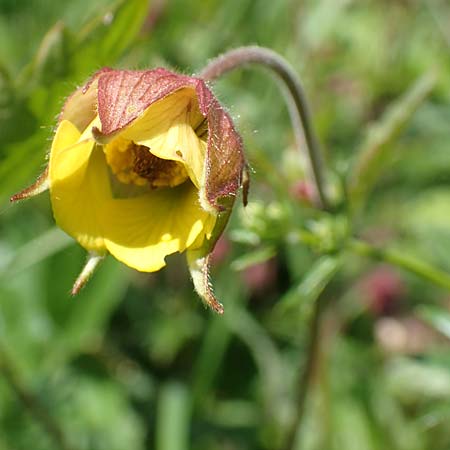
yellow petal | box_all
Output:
[102,183,216,272]
[49,119,110,252]
[119,88,206,188]
[60,77,100,133]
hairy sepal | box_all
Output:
[187,199,234,313]
[93,68,245,211]
[10,166,49,202]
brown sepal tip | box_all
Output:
[10,167,49,202]
[206,296,224,315]
[71,253,104,296]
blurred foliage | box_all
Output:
[1,0,450,449]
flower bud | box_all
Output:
[12,68,246,311]
[359,265,405,315]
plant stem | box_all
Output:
[349,239,450,292]
[200,46,331,448]
[0,346,74,450]
[199,46,329,210]
[280,296,324,450]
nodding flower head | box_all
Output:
[12,68,247,313]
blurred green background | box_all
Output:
[1,0,450,449]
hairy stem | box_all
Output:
[199,46,329,210]
[200,46,331,447]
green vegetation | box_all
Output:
[1,0,450,449]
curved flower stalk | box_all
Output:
[12,68,246,313]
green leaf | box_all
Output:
[370,378,425,450]
[386,357,450,403]
[230,246,276,271]
[0,131,48,203]
[275,255,341,316]
[156,382,191,450]
[0,227,72,278]
[41,257,129,372]
[331,399,376,450]
[0,247,129,377]
[0,64,38,145]
[347,70,437,216]
[56,373,146,450]
[224,302,287,444]
[18,22,71,90]
[73,0,150,72]
[416,304,450,340]
[191,270,244,404]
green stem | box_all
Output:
[280,296,324,450]
[156,382,191,450]
[199,46,329,210]
[349,239,450,291]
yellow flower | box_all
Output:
[12,68,246,312]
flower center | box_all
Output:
[104,137,189,189]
